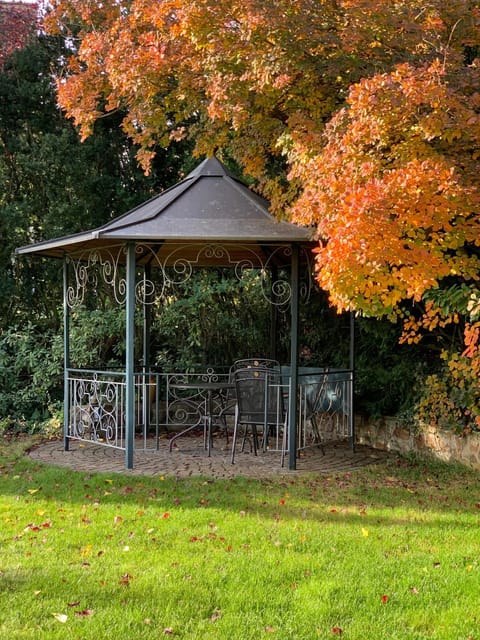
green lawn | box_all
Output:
[1,436,479,639]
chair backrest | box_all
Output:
[232,358,280,372]
[234,367,283,426]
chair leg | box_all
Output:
[311,415,325,455]
[251,425,258,456]
[231,418,239,464]
[281,423,287,467]
[240,425,258,456]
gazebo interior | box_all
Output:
[16,157,354,470]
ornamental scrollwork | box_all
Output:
[66,243,313,310]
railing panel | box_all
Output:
[297,369,353,450]
[66,367,354,455]
[68,370,126,449]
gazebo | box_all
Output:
[16,156,354,470]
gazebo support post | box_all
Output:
[63,256,70,452]
[288,244,300,470]
[349,311,356,452]
[125,242,136,469]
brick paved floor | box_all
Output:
[28,436,392,479]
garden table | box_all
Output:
[168,380,235,456]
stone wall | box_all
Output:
[356,415,480,470]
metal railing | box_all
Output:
[66,366,354,453]
[296,369,354,451]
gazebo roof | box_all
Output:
[16,157,314,267]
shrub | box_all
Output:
[0,323,63,432]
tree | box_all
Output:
[0,29,194,429]
[0,1,38,68]
[0,32,192,328]
[37,0,480,426]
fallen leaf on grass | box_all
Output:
[264,626,275,632]
[53,613,68,623]
[75,609,94,617]
[210,608,222,621]
[381,595,389,604]
[163,628,174,635]
[332,627,343,635]
[119,573,134,587]
[24,522,51,532]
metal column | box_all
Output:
[125,243,136,469]
[63,257,70,452]
[142,263,152,372]
[288,244,300,470]
[349,311,355,451]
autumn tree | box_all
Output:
[0,1,38,68]
[42,0,480,426]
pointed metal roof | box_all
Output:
[16,156,314,266]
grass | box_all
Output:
[1,436,479,639]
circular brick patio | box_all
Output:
[28,437,392,479]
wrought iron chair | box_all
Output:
[216,359,281,442]
[231,366,286,464]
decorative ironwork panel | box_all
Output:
[66,243,313,310]
[66,247,127,308]
[68,371,126,448]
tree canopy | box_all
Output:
[44,1,480,370]
[1,0,474,430]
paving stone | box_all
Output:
[28,437,393,479]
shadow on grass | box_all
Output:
[1,436,479,531]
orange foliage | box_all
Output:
[44,0,480,371]
[288,61,480,329]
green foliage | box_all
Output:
[354,318,428,418]
[0,324,63,431]
[151,269,273,371]
[423,283,478,318]
[298,290,352,368]
[412,353,480,434]
[68,305,127,370]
